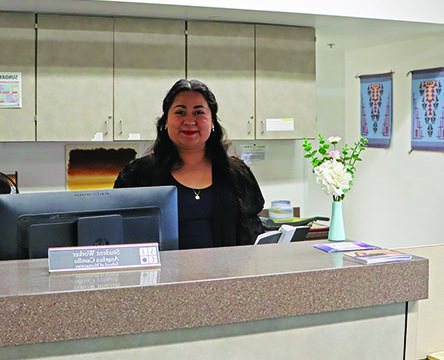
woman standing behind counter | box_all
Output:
[114,79,264,250]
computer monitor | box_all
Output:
[0,186,178,260]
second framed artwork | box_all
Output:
[411,67,444,152]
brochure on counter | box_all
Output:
[313,242,413,264]
[313,242,378,253]
[342,249,412,264]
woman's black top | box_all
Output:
[113,154,264,248]
[173,177,214,249]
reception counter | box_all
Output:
[0,241,428,360]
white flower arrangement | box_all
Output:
[302,134,368,201]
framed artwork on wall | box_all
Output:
[65,144,138,191]
[411,67,444,152]
[359,72,393,148]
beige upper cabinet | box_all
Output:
[187,21,255,140]
[187,21,316,140]
[36,14,114,141]
[4,13,315,142]
[114,18,186,141]
[0,13,36,141]
[255,24,316,139]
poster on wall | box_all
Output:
[0,72,22,108]
[65,144,138,191]
[411,67,444,152]
[359,72,393,148]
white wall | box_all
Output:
[402,244,444,359]
[303,33,348,219]
[0,142,148,193]
[341,32,444,248]
[0,142,67,193]
[236,140,305,211]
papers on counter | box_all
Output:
[313,242,378,253]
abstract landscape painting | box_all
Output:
[66,144,138,190]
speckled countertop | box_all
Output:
[0,241,428,347]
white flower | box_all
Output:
[327,136,341,144]
[329,150,340,159]
[313,160,352,198]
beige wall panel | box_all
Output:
[187,21,255,140]
[256,25,316,139]
[114,18,185,141]
[0,13,36,141]
[36,14,114,141]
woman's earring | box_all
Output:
[211,126,215,132]
[165,123,168,130]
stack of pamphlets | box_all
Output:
[342,249,412,264]
[313,241,413,264]
[313,242,377,253]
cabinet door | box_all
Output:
[255,25,316,140]
[187,21,255,140]
[36,14,114,141]
[114,18,185,141]
[0,13,35,141]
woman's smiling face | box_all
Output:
[166,91,213,153]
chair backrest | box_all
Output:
[289,226,311,242]
[278,224,310,243]
[254,231,281,245]
[0,172,18,194]
[255,225,312,245]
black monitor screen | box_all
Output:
[0,186,178,260]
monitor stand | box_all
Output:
[77,214,124,246]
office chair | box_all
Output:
[254,224,312,245]
[0,171,19,194]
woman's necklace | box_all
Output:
[192,188,201,200]
[172,157,210,201]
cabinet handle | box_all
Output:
[104,115,112,136]
[247,120,252,135]
[261,120,265,134]
[119,120,123,135]
[104,120,109,136]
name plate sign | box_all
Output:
[48,243,160,273]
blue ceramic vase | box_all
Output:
[328,200,346,241]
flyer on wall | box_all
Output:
[0,72,22,109]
